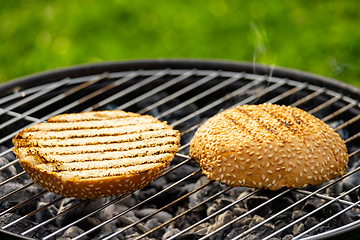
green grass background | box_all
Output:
[1,0,360,87]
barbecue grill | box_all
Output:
[1,59,360,240]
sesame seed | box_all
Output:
[89,184,94,188]
[258,156,263,160]
[268,170,273,174]
[268,154,273,158]
[307,176,313,179]
[278,174,282,179]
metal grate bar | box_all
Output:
[267,82,308,104]
[171,76,270,127]
[5,110,40,123]
[115,69,197,112]
[137,71,221,115]
[263,183,360,240]
[294,198,360,239]
[168,189,260,240]
[100,174,213,240]
[156,72,245,120]
[0,72,110,134]
[0,172,26,187]
[82,69,169,112]
[321,101,357,122]
[235,161,360,240]
[0,78,70,116]
[133,186,233,240]
[21,198,91,237]
[0,189,47,219]
[0,182,35,203]
[308,93,343,115]
[290,87,326,107]
[0,72,133,144]
[334,114,360,132]
[231,78,287,108]
[70,169,202,240]
[1,196,64,230]
[295,189,359,207]
[200,189,293,240]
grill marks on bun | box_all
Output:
[13,110,180,199]
[190,103,349,190]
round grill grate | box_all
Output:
[1,59,360,240]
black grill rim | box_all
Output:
[1,58,360,240]
[1,58,359,101]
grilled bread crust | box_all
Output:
[13,110,180,199]
[190,103,348,190]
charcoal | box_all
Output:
[162,227,181,240]
[34,201,58,223]
[136,208,157,218]
[172,233,203,240]
[301,198,323,213]
[206,198,234,216]
[251,223,275,239]
[244,195,272,217]
[321,202,352,226]
[325,181,343,197]
[0,156,16,177]
[154,211,173,223]
[189,176,221,210]
[282,234,294,240]
[274,220,293,237]
[304,217,320,229]
[56,198,105,227]
[342,160,360,200]
[271,197,295,213]
[0,146,16,162]
[273,211,292,223]
[164,165,199,182]
[233,207,247,216]
[0,182,43,215]
[0,213,53,239]
[138,188,158,201]
[206,210,234,240]
[292,210,307,220]
[114,204,136,218]
[242,235,258,240]
[293,223,305,235]
[60,226,87,240]
[145,218,161,229]
[148,176,167,190]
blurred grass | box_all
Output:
[1,0,360,87]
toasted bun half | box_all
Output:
[189,103,348,190]
[13,110,180,199]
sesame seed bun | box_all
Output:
[13,110,180,199]
[189,103,348,190]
